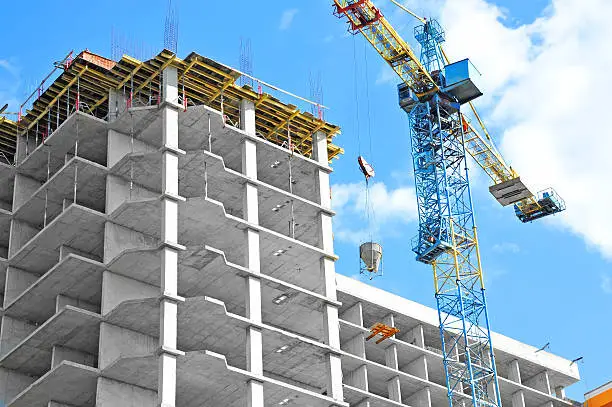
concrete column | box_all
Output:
[406,355,429,380]
[404,324,425,348]
[408,387,432,407]
[344,334,366,357]
[555,386,566,399]
[313,131,343,403]
[108,90,128,123]
[340,301,363,326]
[343,332,369,406]
[508,359,522,383]
[525,370,551,395]
[4,266,37,306]
[382,314,403,402]
[512,390,526,407]
[158,65,181,407]
[241,99,264,407]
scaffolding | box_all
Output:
[0,49,343,166]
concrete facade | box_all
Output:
[336,275,581,407]
[0,65,579,407]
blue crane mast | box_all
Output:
[332,1,566,407]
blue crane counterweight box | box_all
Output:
[443,58,483,104]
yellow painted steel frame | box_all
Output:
[334,0,437,96]
[439,47,543,215]
[1,49,343,165]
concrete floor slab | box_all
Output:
[110,147,328,247]
[106,244,332,339]
[179,197,330,293]
[9,204,105,274]
[18,113,107,181]
[344,384,406,407]
[112,104,330,204]
[5,255,103,323]
[105,294,329,387]
[107,195,330,293]
[0,306,100,375]
[13,157,107,227]
[8,361,98,407]
[102,349,347,407]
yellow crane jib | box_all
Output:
[333,0,437,96]
[336,0,566,223]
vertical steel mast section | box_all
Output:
[409,22,502,407]
[334,1,502,407]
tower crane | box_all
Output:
[332,1,566,407]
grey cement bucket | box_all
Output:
[360,242,383,273]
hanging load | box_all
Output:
[359,242,383,276]
[358,155,375,180]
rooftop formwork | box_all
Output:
[0,49,343,166]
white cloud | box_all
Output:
[428,0,612,259]
[492,242,520,254]
[279,9,299,30]
[332,181,417,244]
[602,274,612,294]
[376,64,397,85]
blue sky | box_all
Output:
[1,0,610,400]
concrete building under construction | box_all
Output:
[0,50,580,407]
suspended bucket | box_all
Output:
[360,242,383,278]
